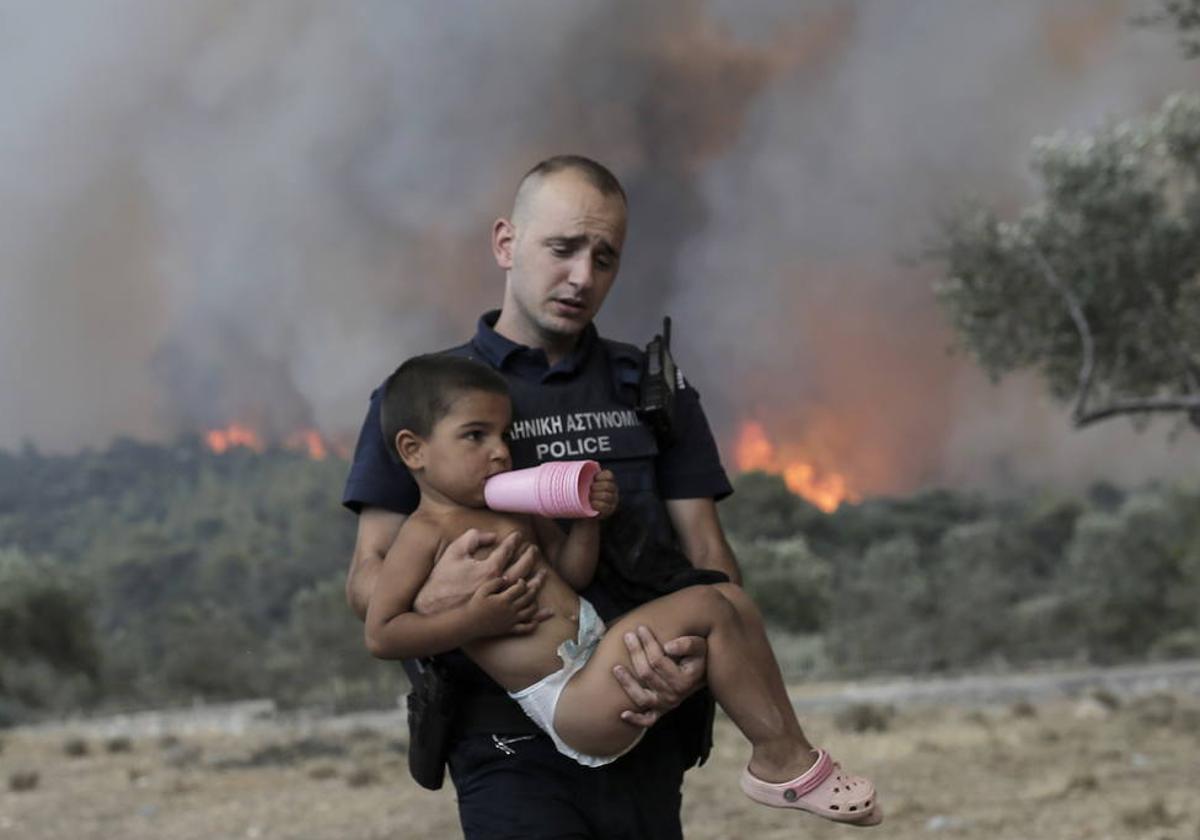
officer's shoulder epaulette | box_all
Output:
[599,337,644,364]
[598,337,643,405]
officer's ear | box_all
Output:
[492,217,515,270]
[395,429,425,471]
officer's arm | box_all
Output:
[366,524,551,658]
[413,531,548,620]
[365,519,510,659]
[346,507,407,621]
[664,497,742,585]
[348,513,548,624]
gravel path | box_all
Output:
[18,658,1200,740]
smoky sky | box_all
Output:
[1,0,1197,496]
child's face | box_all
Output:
[414,389,512,507]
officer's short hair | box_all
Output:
[520,155,627,205]
[380,355,510,459]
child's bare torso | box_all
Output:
[415,505,584,692]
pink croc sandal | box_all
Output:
[740,748,882,826]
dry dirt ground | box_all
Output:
[2,689,1198,840]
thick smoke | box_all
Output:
[1,0,1196,497]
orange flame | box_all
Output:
[203,423,346,460]
[733,420,860,513]
[284,428,329,461]
[204,422,265,454]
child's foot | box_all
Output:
[740,748,881,826]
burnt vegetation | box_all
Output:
[1,442,1198,725]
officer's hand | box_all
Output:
[612,627,708,728]
[495,543,554,633]
[588,470,618,519]
[466,574,551,637]
[415,530,541,615]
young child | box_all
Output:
[365,354,881,826]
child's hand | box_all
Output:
[589,470,618,519]
[466,570,548,638]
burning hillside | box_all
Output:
[733,420,861,512]
[203,422,344,460]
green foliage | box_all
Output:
[723,470,1200,675]
[932,93,1200,429]
[719,471,825,541]
[3,441,1199,718]
[828,536,938,673]
[0,440,360,718]
[826,489,988,555]
[933,520,1041,667]
[1064,492,1190,661]
[736,537,830,633]
[0,547,100,717]
[1138,0,1200,58]
[263,576,407,712]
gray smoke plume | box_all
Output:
[1,0,1196,498]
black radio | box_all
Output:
[638,316,679,447]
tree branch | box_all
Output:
[1030,244,1200,429]
[1029,246,1097,424]
[1074,394,1200,427]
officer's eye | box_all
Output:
[550,243,573,257]
[594,254,614,270]
[464,430,484,442]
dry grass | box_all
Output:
[1,692,1197,840]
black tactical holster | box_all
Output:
[404,658,457,790]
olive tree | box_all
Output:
[932,92,1200,431]
[1138,0,1200,58]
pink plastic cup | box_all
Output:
[484,460,601,518]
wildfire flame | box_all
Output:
[284,428,329,460]
[733,420,859,513]
[204,422,265,454]
[203,423,342,460]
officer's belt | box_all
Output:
[453,691,542,737]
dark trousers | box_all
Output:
[448,728,687,840]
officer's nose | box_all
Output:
[568,254,595,291]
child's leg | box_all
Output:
[556,583,814,781]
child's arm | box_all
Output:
[364,519,539,660]
[532,469,618,591]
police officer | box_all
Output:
[343,155,741,840]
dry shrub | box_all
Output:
[1061,772,1099,796]
[308,764,339,780]
[834,703,894,733]
[1038,728,1061,744]
[962,709,991,727]
[163,743,203,768]
[211,737,347,770]
[8,770,39,792]
[63,736,89,757]
[1090,688,1121,710]
[1120,797,1175,830]
[346,726,379,742]
[106,736,133,753]
[346,766,379,788]
[1009,700,1038,718]
[1133,692,1179,727]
